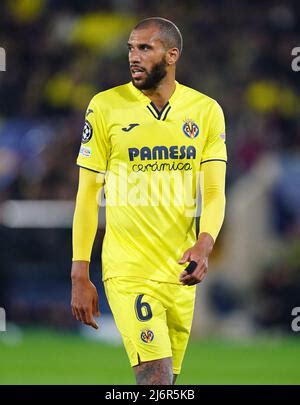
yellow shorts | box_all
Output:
[104,277,196,375]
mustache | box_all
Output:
[130,65,146,71]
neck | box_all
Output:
[142,73,176,110]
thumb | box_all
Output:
[178,249,191,264]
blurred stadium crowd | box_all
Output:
[0,0,300,334]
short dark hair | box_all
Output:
[133,17,183,55]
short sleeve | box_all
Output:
[76,97,109,173]
[201,101,227,164]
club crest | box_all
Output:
[182,119,199,139]
[141,329,154,343]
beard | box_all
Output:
[131,57,168,90]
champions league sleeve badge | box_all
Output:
[81,120,93,144]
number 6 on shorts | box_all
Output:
[135,294,153,321]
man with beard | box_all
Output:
[71,17,227,385]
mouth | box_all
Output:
[130,66,145,80]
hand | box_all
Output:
[178,233,214,286]
[71,261,100,329]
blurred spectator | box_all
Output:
[253,241,300,333]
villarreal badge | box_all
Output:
[182,118,199,139]
[141,329,154,343]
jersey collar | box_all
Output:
[128,81,181,121]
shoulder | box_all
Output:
[178,83,222,111]
[89,83,134,110]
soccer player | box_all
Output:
[71,17,227,385]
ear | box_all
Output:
[166,48,180,65]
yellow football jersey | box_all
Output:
[77,81,227,284]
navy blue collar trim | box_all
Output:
[147,101,171,120]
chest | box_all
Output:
[106,103,210,165]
